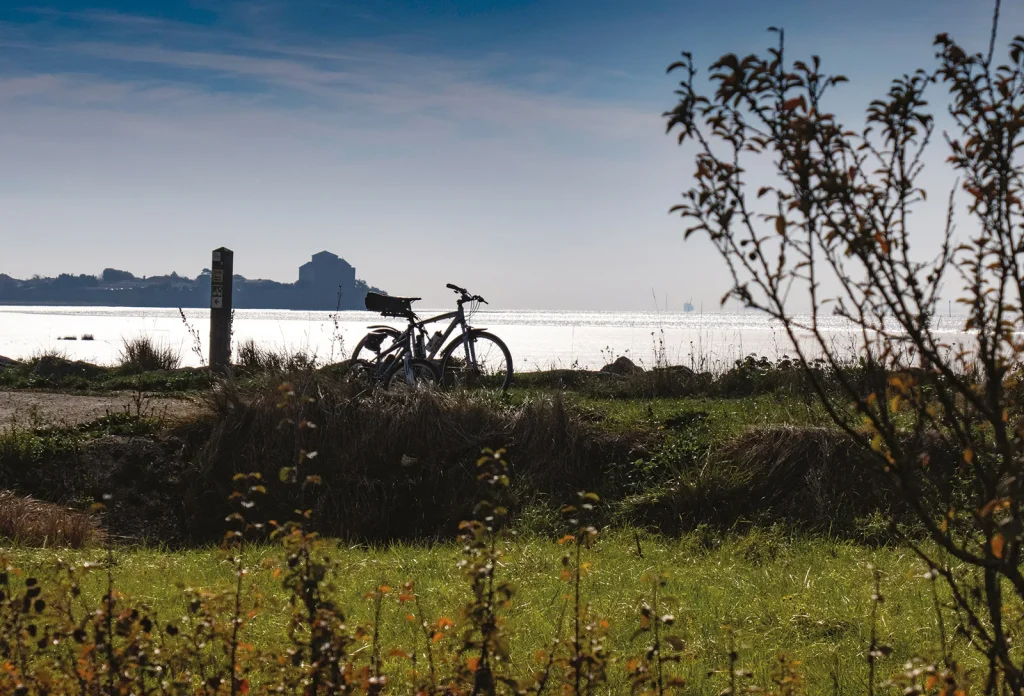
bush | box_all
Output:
[666,9,1024,683]
[0,377,649,545]
[14,353,107,387]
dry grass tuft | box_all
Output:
[235,338,319,374]
[119,336,181,372]
[235,338,284,373]
[0,490,104,547]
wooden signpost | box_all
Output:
[209,247,234,374]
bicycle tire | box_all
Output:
[439,331,513,390]
[386,357,440,391]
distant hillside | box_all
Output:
[0,252,383,311]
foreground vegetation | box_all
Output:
[0,350,953,693]
[0,531,969,694]
[0,361,977,693]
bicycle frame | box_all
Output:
[413,306,466,360]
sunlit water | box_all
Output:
[0,305,976,371]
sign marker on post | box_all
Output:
[209,247,234,374]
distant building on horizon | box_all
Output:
[299,251,357,291]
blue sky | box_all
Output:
[0,0,1018,309]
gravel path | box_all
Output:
[0,390,202,427]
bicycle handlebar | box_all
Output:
[447,282,488,305]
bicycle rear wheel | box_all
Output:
[440,332,513,390]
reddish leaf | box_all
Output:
[873,231,891,255]
[782,97,804,111]
[992,534,1006,559]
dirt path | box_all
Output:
[0,390,203,427]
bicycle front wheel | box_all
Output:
[440,331,513,390]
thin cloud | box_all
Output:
[0,9,658,143]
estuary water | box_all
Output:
[0,305,974,371]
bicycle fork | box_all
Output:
[401,345,416,385]
[462,332,478,370]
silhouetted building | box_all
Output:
[299,251,356,289]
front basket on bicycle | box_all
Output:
[365,292,416,318]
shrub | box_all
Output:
[666,6,1024,684]
[27,353,106,381]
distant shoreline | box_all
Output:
[0,250,383,311]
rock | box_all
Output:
[600,356,644,376]
[0,355,18,369]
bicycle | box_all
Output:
[344,293,440,391]
[353,283,513,390]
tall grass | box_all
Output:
[118,335,181,372]
[0,373,911,546]
[235,337,319,374]
[235,337,284,373]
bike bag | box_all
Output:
[365,292,418,317]
[361,331,389,351]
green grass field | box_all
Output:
[2,531,967,694]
